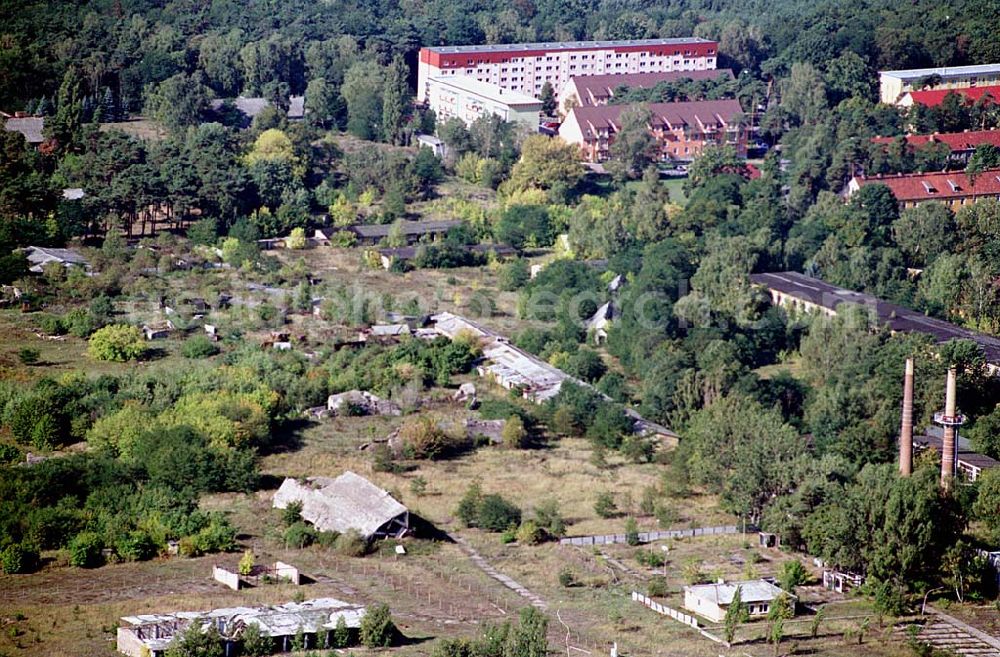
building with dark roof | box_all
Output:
[418,38,717,103]
[557,69,734,111]
[847,168,1000,209]
[372,243,516,270]
[558,99,746,163]
[871,129,1000,165]
[880,64,1000,104]
[913,426,998,482]
[749,271,1000,372]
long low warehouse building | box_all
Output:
[430,312,678,443]
[117,598,366,657]
[749,271,1000,372]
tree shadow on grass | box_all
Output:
[260,418,310,456]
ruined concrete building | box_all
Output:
[117,598,366,657]
[272,471,409,540]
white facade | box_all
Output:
[426,76,542,131]
[418,38,717,102]
[880,63,1000,104]
[683,580,793,624]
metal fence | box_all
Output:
[559,525,740,547]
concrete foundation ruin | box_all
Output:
[116,598,366,657]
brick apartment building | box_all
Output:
[556,69,734,114]
[417,38,718,102]
[557,99,746,163]
[847,169,1000,209]
[871,129,1000,165]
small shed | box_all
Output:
[415,134,446,157]
[142,321,175,340]
[272,471,409,540]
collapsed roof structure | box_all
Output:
[272,471,409,540]
[117,598,366,657]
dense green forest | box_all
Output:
[2,0,1000,114]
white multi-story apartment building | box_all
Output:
[417,38,718,102]
[425,76,542,131]
[879,63,1000,104]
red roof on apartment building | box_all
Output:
[871,129,1000,150]
[567,69,734,106]
[850,168,1000,203]
[904,86,1000,107]
[566,99,744,140]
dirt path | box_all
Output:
[446,532,548,610]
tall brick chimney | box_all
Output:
[899,358,914,477]
[935,367,964,490]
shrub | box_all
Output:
[193,518,236,554]
[477,494,522,532]
[359,603,396,648]
[333,529,368,557]
[68,531,104,568]
[636,550,665,569]
[456,482,482,526]
[283,522,316,549]
[498,259,530,291]
[182,335,220,359]
[38,314,65,336]
[239,549,255,576]
[285,227,307,249]
[625,517,640,546]
[647,576,668,597]
[594,492,617,518]
[0,443,20,464]
[778,560,810,592]
[87,325,146,362]
[282,500,303,526]
[501,415,528,448]
[17,348,39,365]
[115,530,158,562]
[533,499,566,538]
[516,520,544,545]
[397,416,464,460]
[410,476,427,496]
[0,543,39,574]
[558,569,576,587]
